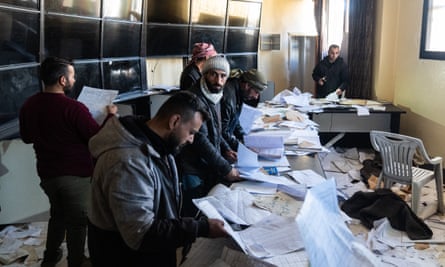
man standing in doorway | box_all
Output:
[312,44,349,98]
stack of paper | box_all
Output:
[244,131,289,160]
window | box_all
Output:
[420,0,445,60]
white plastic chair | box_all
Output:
[370,130,444,217]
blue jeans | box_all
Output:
[40,176,90,267]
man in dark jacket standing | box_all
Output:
[177,56,241,217]
[221,69,268,151]
[312,44,349,98]
[88,91,228,267]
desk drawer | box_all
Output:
[313,113,391,132]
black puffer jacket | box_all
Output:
[221,77,246,151]
[180,63,201,91]
[177,83,233,189]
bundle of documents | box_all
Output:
[244,131,289,160]
[193,198,304,258]
[284,129,324,152]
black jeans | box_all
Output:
[88,221,177,267]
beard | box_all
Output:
[63,82,73,94]
[205,80,222,94]
[166,132,183,155]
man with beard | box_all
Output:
[180,42,218,91]
[19,57,117,267]
[87,91,228,267]
[221,69,268,151]
[177,56,241,217]
[312,44,349,98]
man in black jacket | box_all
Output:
[180,42,217,91]
[177,56,241,217]
[312,44,349,98]
[221,69,268,151]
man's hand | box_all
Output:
[225,167,241,182]
[207,218,228,238]
[318,76,327,86]
[224,150,237,163]
[107,104,118,115]
[335,89,345,98]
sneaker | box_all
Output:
[41,248,63,267]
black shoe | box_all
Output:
[41,248,63,267]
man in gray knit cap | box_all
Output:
[177,56,241,217]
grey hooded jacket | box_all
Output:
[88,116,208,253]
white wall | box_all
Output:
[0,139,49,224]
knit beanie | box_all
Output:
[192,42,217,61]
[201,56,230,76]
[242,69,268,92]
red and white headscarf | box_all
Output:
[191,43,217,62]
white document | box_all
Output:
[195,198,305,259]
[239,104,263,134]
[238,214,304,258]
[258,154,290,167]
[193,199,248,254]
[244,134,284,149]
[77,86,118,124]
[296,178,380,267]
[253,191,304,218]
[237,143,260,168]
[283,94,310,107]
[195,186,271,225]
[325,91,340,101]
[230,181,278,195]
[288,169,326,187]
[353,105,370,116]
[240,170,295,186]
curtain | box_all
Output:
[314,0,324,63]
[347,0,376,99]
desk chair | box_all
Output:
[370,130,444,218]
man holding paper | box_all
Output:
[19,57,117,267]
[177,56,241,217]
[88,91,228,266]
[221,69,268,150]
